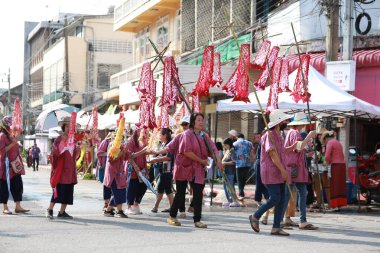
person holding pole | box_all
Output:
[249,110,291,236]
[282,112,318,230]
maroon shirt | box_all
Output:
[284,129,308,183]
[0,132,25,180]
[52,135,78,185]
[179,130,218,185]
[103,143,129,189]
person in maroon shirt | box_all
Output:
[0,115,29,215]
[46,117,79,219]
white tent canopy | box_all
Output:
[217,66,380,119]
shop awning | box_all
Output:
[287,49,380,72]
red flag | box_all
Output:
[291,54,311,103]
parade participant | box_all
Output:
[0,116,29,215]
[150,128,174,213]
[233,133,254,200]
[46,117,79,219]
[228,129,238,142]
[282,112,318,230]
[154,115,190,219]
[167,113,222,228]
[103,137,129,218]
[221,138,238,207]
[126,125,149,215]
[248,109,291,236]
[96,131,114,211]
[31,144,41,171]
[311,130,331,209]
[323,130,347,210]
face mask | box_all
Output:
[280,123,287,131]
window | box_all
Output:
[92,40,132,53]
[75,26,84,38]
[97,64,122,90]
[175,10,181,51]
[156,15,169,51]
[256,0,288,21]
[134,27,150,64]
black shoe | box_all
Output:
[57,211,73,219]
[115,210,128,218]
[161,208,170,213]
[46,209,54,220]
[103,210,115,217]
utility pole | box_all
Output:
[64,15,69,103]
[342,0,353,61]
[325,0,340,63]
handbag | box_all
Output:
[10,155,24,174]
[289,164,299,179]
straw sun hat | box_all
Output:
[58,116,81,128]
[287,112,315,126]
[267,109,292,129]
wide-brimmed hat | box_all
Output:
[58,116,81,128]
[267,110,293,129]
[228,129,238,137]
[288,112,315,126]
[321,130,335,140]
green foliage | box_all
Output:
[83,173,95,180]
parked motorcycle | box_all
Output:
[357,143,380,204]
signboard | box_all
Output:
[326,60,356,91]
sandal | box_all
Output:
[161,208,170,213]
[299,223,319,230]
[285,220,299,227]
[15,209,30,214]
[3,210,12,215]
[271,229,290,236]
[194,222,207,228]
[249,215,260,233]
[261,219,268,225]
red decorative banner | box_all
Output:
[161,105,169,129]
[291,54,311,103]
[253,46,280,90]
[192,93,201,113]
[278,58,291,93]
[192,45,214,97]
[212,52,223,87]
[222,44,251,102]
[162,57,183,107]
[65,112,77,157]
[270,57,282,89]
[11,98,22,136]
[138,62,157,129]
[251,40,271,70]
[266,66,280,114]
[90,105,99,142]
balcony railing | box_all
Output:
[114,0,151,23]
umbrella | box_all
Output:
[35,104,79,131]
[137,171,157,196]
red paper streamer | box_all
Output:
[65,112,77,157]
[266,65,280,114]
[162,57,183,107]
[291,54,311,103]
[278,58,291,93]
[11,98,22,136]
[251,40,271,70]
[161,105,169,129]
[270,57,282,89]
[90,105,99,142]
[192,45,214,97]
[253,46,280,90]
[212,52,223,87]
[222,44,251,102]
[192,93,201,113]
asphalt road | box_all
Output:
[0,166,379,253]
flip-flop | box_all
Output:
[249,215,260,233]
[299,223,319,230]
[271,229,290,236]
[285,220,299,227]
[261,219,268,225]
[15,209,30,214]
[3,210,12,215]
